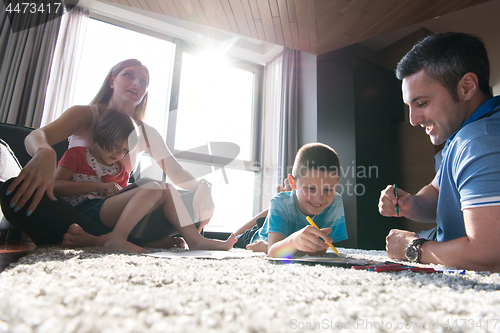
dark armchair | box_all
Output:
[0,122,68,231]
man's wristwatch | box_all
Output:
[405,238,428,263]
[196,179,212,190]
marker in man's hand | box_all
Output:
[393,184,399,216]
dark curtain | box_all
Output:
[0,2,62,127]
[278,48,300,181]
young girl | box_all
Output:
[54,110,235,253]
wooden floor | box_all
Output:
[0,230,36,272]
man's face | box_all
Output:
[402,70,469,145]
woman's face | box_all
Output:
[109,65,149,107]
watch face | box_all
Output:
[405,245,419,262]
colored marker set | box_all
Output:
[352,263,436,273]
[352,263,466,274]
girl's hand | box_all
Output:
[192,181,215,223]
[6,147,57,214]
[276,178,292,193]
[246,240,269,253]
[291,226,332,253]
[100,182,121,196]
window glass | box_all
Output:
[175,161,257,232]
[171,51,261,231]
[69,19,262,232]
[71,19,175,136]
[175,52,255,161]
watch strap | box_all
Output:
[406,238,428,263]
[412,238,428,247]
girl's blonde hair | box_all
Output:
[90,59,150,122]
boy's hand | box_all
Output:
[379,185,413,217]
[291,226,332,253]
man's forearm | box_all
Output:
[405,184,438,223]
[421,238,500,272]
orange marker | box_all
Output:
[306,216,340,256]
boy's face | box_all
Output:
[289,170,339,217]
[93,140,130,166]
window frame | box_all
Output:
[165,39,264,215]
[75,16,267,224]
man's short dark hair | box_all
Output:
[396,32,492,101]
[93,110,138,152]
[292,143,340,179]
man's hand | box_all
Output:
[386,229,419,260]
[379,185,413,217]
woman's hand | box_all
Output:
[6,147,57,214]
[192,181,215,224]
[7,105,94,214]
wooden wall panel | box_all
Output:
[155,0,174,16]
[238,0,259,39]
[257,0,277,43]
[211,0,232,31]
[101,0,491,55]
[277,0,293,48]
[143,0,162,13]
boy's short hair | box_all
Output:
[93,110,139,152]
[291,143,340,179]
[396,32,492,101]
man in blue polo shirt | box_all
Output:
[378,32,500,272]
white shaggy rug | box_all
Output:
[2,246,500,332]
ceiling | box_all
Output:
[98,0,490,55]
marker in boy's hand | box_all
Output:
[234,143,348,258]
[291,225,333,254]
[306,216,340,256]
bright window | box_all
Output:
[70,19,263,233]
[174,52,254,159]
[72,19,175,136]
[168,45,263,232]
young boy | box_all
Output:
[236,143,347,258]
[54,110,235,253]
